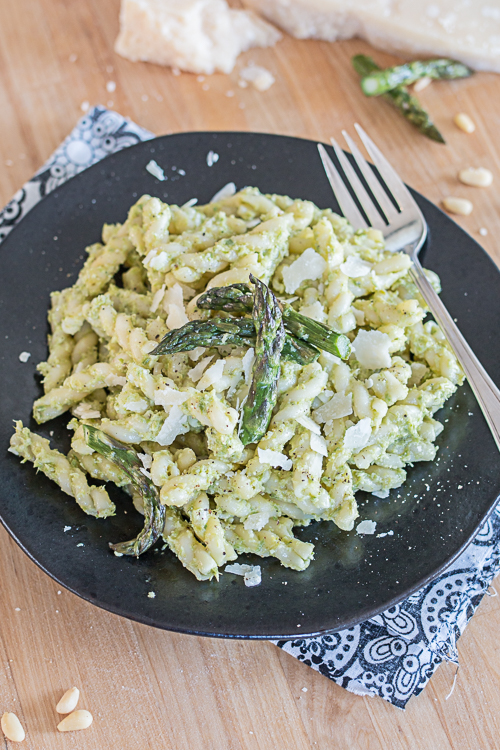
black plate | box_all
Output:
[1,132,499,639]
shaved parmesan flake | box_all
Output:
[210,182,236,202]
[188,346,207,361]
[282,247,326,294]
[155,404,189,446]
[243,511,270,531]
[72,403,101,419]
[352,329,391,370]
[124,398,148,412]
[19,351,31,363]
[182,198,198,208]
[164,283,189,330]
[198,358,226,390]
[372,489,390,499]
[296,414,321,434]
[242,347,255,384]
[225,563,262,587]
[188,355,214,382]
[154,386,189,408]
[357,520,377,535]
[313,393,353,422]
[150,284,166,313]
[137,452,153,469]
[299,300,325,322]
[344,418,372,451]
[140,467,152,479]
[163,283,184,309]
[310,432,328,456]
[340,256,372,278]
[257,447,292,470]
[105,374,127,387]
[146,160,166,181]
[144,249,169,271]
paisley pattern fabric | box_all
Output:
[277,505,500,708]
[2,106,498,710]
[0,105,153,242]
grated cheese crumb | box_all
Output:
[207,151,219,167]
[147,591,156,598]
[19,351,31,363]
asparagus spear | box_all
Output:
[152,316,319,365]
[352,54,445,144]
[197,284,351,359]
[152,318,254,355]
[83,425,165,557]
[239,276,285,445]
[361,58,473,96]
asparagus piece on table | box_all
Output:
[197,284,351,359]
[360,58,473,96]
[152,316,319,365]
[352,54,445,144]
[239,276,285,446]
[83,425,165,557]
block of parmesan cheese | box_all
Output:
[243,0,500,73]
[115,0,281,75]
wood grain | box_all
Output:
[0,1,500,747]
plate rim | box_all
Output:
[1,129,499,639]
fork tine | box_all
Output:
[317,144,367,230]
[354,123,419,212]
[341,130,399,223]
[329,137,386,230]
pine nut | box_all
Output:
[57,710,93,732]
[458,167,493,187]
[1,712,25,743]
[414,76,432,92]
[442,197,473,216]
[453,113,475,133]
[56,686,80,714]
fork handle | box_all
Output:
[410,259,500,451]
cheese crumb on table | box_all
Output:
[18,351,31,363]
[115,0,281,74]
[239,64,275,91]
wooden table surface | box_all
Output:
[1,1,500,748]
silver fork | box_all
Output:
[318,123,500,452]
